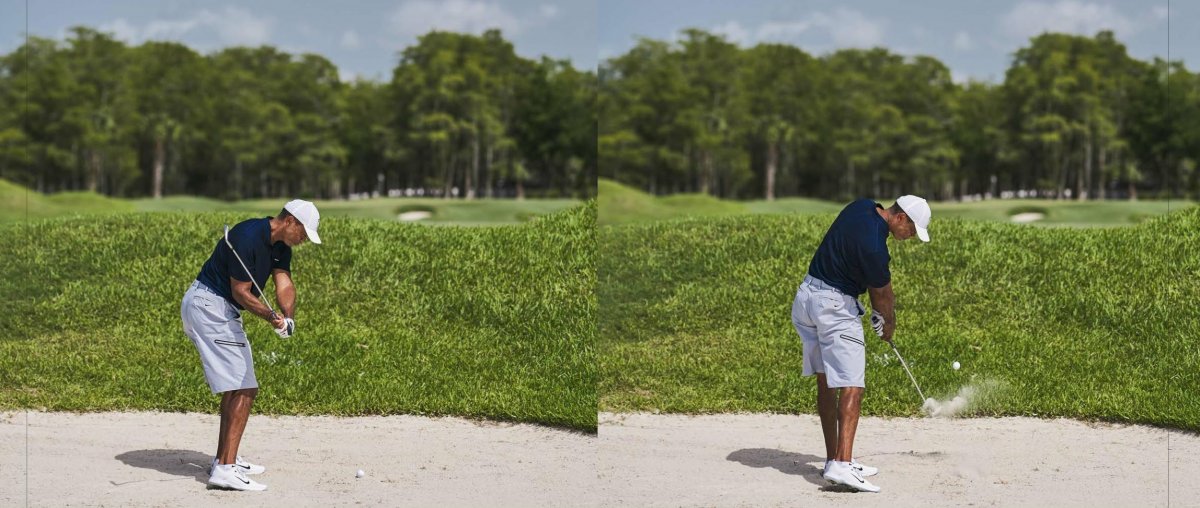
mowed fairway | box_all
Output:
[0,202,597,431]
[134,195,580,225]
[600,178,1191,227]
[599,207,1199,431]
[0,179,579,226]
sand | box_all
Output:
[5,410,1197,507]
[596,412,1200,508]
[1009,212,1045,223]
[0,411,596,508]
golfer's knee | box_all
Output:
[234,387,258,400]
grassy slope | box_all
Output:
[0,202,597,431]
[134,196,579,225]
[598,179,745,225]
[921,199,1192,226]
[599,208,1198,430]
[0,179,578,225]
[601,177,1192,227]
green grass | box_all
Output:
[0,202,598,431]
[742,197,850,216]
[134,195,580,225]
[599,178,746,225]
[601,177,1192,227]
[599,207,1198,430]
[0,179,579,226]
[0,179,136,222]
[920,199,1193,227]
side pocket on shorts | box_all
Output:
[839,333,865,347]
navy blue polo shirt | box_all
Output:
[806,199,891,296]
[196,217,292,310]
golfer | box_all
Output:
[180,200,322,491]
[790,195,930,493]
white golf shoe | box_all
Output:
[208,464,268,491]
[822,461,881,493]
[209,456,266,476]
[850,459,878,477]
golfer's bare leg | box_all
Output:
[216,392,232,462]
[834,386,863,463]
[218,388,257,465]
[815,374,839,460]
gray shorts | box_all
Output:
[181,281,258,394]
[791,274,867,388]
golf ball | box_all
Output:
[952,361,960,370]
[356,470,366,478]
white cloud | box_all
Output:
[951,70,970,84]
[754,8,884,48]
[99,18,140,42]
[390,0,522,37]
[95,7,272,46]
[1000,1,1137,39]
[757,20,812,41]
[1153,6,1168,19]
[713,20,750,46]
[953,31,973,51]
[141,19,201,40]
[339,69,358,82]
[540,4,559,19]
[912,26,928,39]
[341,30,361,49]
[200,7,273,46]
[816,8,885,47]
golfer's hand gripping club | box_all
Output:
[869,310,885,338]
[274,318,295,339]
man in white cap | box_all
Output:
[790,195,930,493]
[180,200,322,491]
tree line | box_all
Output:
[599,29,1198,201]
[0,27,597,200]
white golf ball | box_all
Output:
[356,469,366,478]
[952,361,960,370]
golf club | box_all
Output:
[888,339,926,402]
[223,224,278,321]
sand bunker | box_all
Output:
[398,211,433,221]
[1009,212,1044,223]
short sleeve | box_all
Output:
[860,245,891,289]
[272,244,292,273]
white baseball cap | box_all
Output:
[283,199,322,244]
[895,195,931,242]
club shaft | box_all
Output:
[891,345,926,401]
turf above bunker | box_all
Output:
[599,206,1198,431]
[0,201,599,431]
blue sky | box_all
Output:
[599,0,1192,84]
[0,0,597,81]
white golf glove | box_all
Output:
[869,310,885,338]
[275,317,295,338]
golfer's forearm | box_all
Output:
[868,284,897,326]
[233,289,274,320]
[275,286,296,319]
